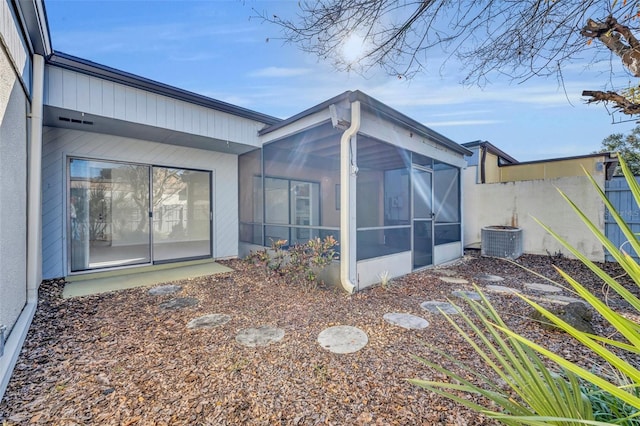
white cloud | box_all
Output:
[248,67,313,78]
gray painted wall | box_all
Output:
[41,127,239,279]
[0,7,28,338]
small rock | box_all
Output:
[474,273,504,282]
[159,297,199,310]
[420,301,459,314]
[530,302,595,334]
[439,277,469,284]
[148,284,182,296]
[451,290,482,301]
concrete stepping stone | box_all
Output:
[236,326,285,347]
[544,295,587,305]
[452,290,482,301]
[439,276,468,284]
[485,285,521,295]
[420,301,459,314]
[383,313,429,329]
[474,273,504,282]
[159,297,199,310]
[432,269,458,276]
[187,313,231,329]
[148,284,182,296]
[317,326,368,354]
[524,282,562,293]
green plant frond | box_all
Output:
[587,332,640,354]
[491,414,620,426]
[515,285,640,379]
[553,268,640,354]
[579,165,640,267]
[496,325,640,410]
[439,295,597,418]
[534,217,640,312]
[407,378,520,420]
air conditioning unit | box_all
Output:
[481,226,523,259]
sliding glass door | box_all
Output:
[152,167,211,262]
[69,159,152,271]
[69,158,211,273]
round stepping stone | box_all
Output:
[148,284,182,296]
[317,326,368,354]
[187,313,231,329]
[452,290,482,301]
[474,273,504,282]
[236,326,285,347]
[524,282,562,293]
[485,285,521,294]
[159,297,199,310]
[383,313,429,329]
[439,276,468,284]
[420,301,459,314]
[545,295,587,305]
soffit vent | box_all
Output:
[58,116,94,125]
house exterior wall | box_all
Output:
[44,66,265,148]
[485,156,606,183]
[41,127,239,279]
[0,9,28,344]
[463,166,606,261]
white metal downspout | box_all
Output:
[27,54,44,302]
[339,101,361,294]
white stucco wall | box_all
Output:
[463,166,606,261]
[0,23,28,341]
[41,127,240,279]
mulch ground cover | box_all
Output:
[1,252,638,425]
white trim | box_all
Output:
[0,302,36,401]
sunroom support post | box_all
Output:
[339,101,361,293]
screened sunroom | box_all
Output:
[239,91,470,292]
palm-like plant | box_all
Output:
[410,157,640,425]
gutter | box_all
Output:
[339,101,361,294]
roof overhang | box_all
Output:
[44,106,260,155]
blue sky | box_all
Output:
[44,0,638,161]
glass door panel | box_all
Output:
[152,167,211,262]
[413,168,433,269]
[69,159,151,272]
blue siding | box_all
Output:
[605,176,640,261]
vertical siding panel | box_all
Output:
[207,110,216,138]
[76,73,91,111]
[136,90,146,123]
[174,101,184,132]
[102,81,115,118]
[125,87,137,121]
[156,97,166,128]
[61,70,77,110]
[46,66,64,107]
[183,103,194,133]
[146,93,157,126]
[113,85,126,119]
[165,98,175,129]
[89,77,102,114]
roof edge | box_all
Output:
[462,140,519,164]
[46,51,282,125]
[260,90,472,157]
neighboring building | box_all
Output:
[462,141,618,261]
[1,1,470,400]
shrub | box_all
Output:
[247,236,338,289]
